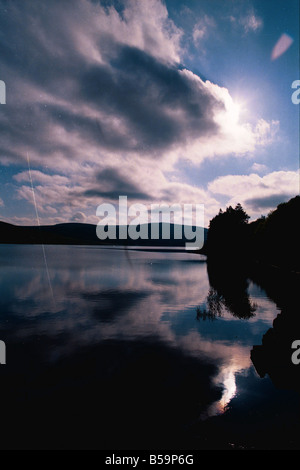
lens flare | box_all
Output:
[271,33,294,60]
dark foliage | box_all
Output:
[203,203,250,260]
[248,195,300,271]
[203,196,300,271]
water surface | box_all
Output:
[0,244,299,449]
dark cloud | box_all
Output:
[0,0,223,166]
[0,1,82,88]
[82,168,151,201]
[245,193,293,210]
[80,45,222,153]
[71,212,86,222]
[45,104,134,153]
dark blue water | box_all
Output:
[0,244,299,449]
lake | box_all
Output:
[0,244,299,449]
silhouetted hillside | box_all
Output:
[202,196,300,271]
[248,195,300,271]
[0,221,207,249]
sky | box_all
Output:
[0,0,299,227]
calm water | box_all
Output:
[0,244,299,449]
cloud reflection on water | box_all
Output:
[0,245,279,421]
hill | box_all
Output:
[0,221,207,249]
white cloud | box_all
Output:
[251,163,268,174]
[229,9,263,34]
[178,76,280,162]
[14,170,69,186]
[242,13,263,33]
[192,15,215,47]
[208,170,299,218]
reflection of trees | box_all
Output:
[250,264,300,394]
[206,260,256,319]
[207,288,223,317]
[196,288,224,321]
[200,203,256,320]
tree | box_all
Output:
[204,203,250,259]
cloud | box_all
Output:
[14,170,69,186]
[208,170,299,217]
[241,12,263,33]
[78,47,222,155]
[83,167,152,201]
[0,0,275,166]
[71,212,86,222]
[254,119,280,145]
[250,163,268,174]
[192,15,215,47]
[229,9,263,34]
[245,193,293,211]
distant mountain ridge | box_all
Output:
[0,221,207,248]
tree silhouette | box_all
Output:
[204,203,250,259]
[248,195,300,270]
